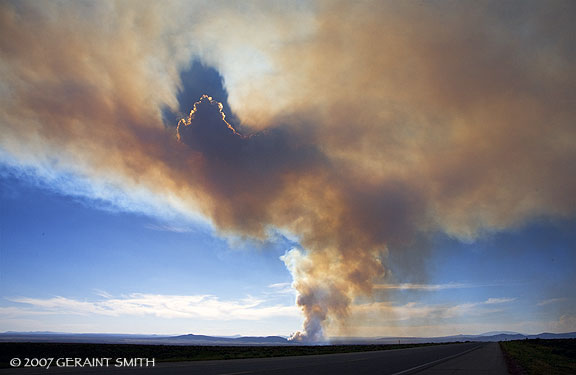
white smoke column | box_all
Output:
[282,247,385,342]
[282,248,339,342]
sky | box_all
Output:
[0,0,575,340]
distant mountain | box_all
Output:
[529,332,576,340]
[476,333,526,342]
[162,334,288,345]
[0,332,172,344]
[479,331,521,336]
[3,331,66,334]
[372,331,576,344]
[0,332,288,346]
[235,336,288,344]
[216,334,243,339]
[1,331,574,346]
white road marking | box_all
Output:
[390,344,483,375]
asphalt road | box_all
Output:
[0,342,509,375]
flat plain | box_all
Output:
[500,339,576,375]
[0,341,454,368]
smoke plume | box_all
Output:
[1,1,575,341]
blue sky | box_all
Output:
[0,1,575,340]
[0,167,302,335]
[1,166,574,336]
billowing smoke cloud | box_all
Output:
[1,0,575,341]
[175,94,408,340]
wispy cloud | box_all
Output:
[144,223,195,233]
[552,314,576,332]
[0,159,210,229]
[0,306,61,317]
[537,298,568,306]
[485,297,516,304]
[5,293,299,321]
[373,282,501,291]
[351,297,517,322]
[267,283,295,295]
[92,289,113,299]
